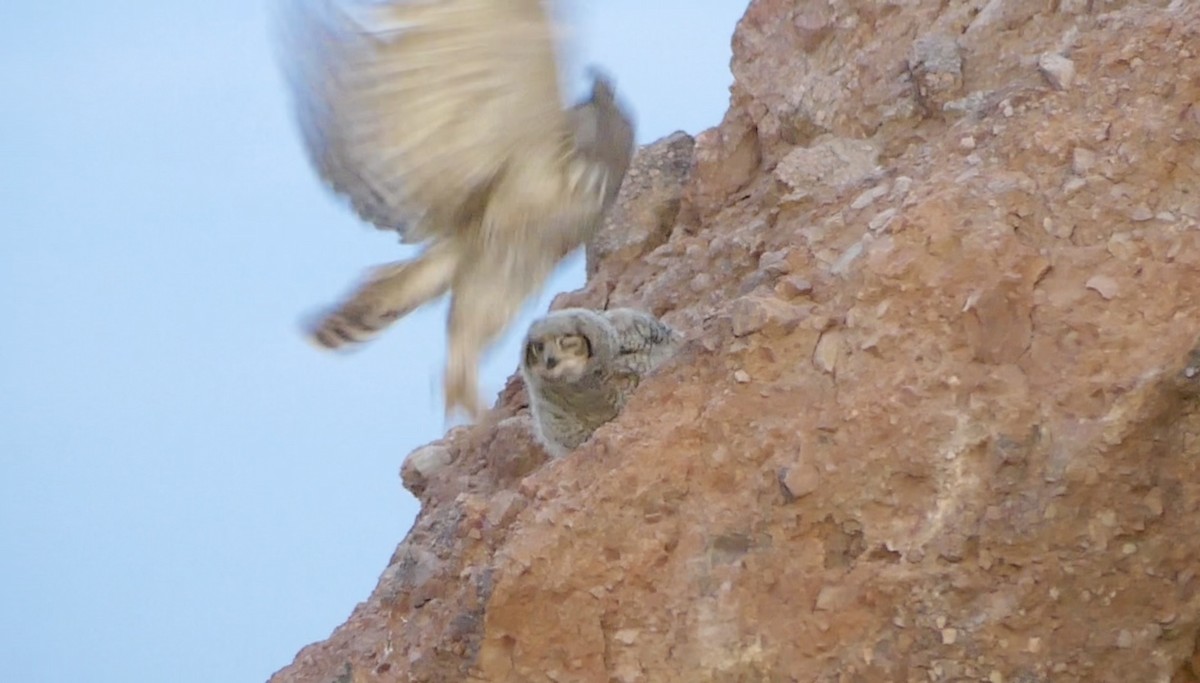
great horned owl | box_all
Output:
[281,0,637,417]
[520,308,681,457]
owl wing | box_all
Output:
[280,0,569,241]
[602,308,682,376]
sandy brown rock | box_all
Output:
[270,2,1200,682]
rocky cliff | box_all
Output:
[270,1,1200,681]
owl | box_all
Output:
[280,0,637,417]
[520,308,681,457]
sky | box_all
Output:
[0,1,747,681]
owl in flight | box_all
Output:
[280,0,637,418]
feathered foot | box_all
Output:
[306,244,458,349]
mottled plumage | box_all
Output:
[520,308,681,457]
[280,0,636,417]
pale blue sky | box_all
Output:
[0,2,745,681]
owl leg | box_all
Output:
[444,288,518,420]
[443,257,548,419]
[307,241,459,349]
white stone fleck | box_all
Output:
[1130,205,1154,221]
[830,241,864,275]
[1038,53,1076,90]
[851,183,890,210]
[1116,629,1134,648]
[613,629,640,646]
[1071,147,1096,175]
[1084,276,1118,300]
[1063,177,1087,194]
[868,208,899,232]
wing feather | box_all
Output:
[281,0,569,240]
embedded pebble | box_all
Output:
[775,276,814,299]
[1071,147,1096,175]
[401,444,453,494]
[851,184,890,210]
[1038,53,1076,90]
[780,463,820,499]
[614,629,640,645]
[1064,177,1087,194]
[868,208,899,232]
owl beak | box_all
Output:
[545,355,559,370]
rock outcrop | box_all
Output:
[271,1,1200,681]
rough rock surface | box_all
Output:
[271,1,1200,681]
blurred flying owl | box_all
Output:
[280,0,637,418]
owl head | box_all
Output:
[522,309,612,384]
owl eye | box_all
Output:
[531,341,545,355]
[525,340,544,365]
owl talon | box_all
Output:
[306,306,385,350]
